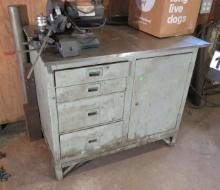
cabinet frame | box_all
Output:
[32,47,199,180]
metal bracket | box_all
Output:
[63,161,91,178]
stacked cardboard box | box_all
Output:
[129,0,201,38]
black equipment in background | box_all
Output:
[190,22,220,107]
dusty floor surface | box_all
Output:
[0,100,220,190]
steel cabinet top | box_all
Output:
[24,25,209,68]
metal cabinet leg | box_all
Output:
[62,161,91,179]
[63,162,78,177]
[54,163,63,180]
[163,135,177,146]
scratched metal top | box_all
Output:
[24,25,209,67]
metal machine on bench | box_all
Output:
[27,0,105,79]
[35,0,105,57]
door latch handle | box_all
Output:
[89,71,101,77]
[88,111,98,116]
[88,139,98,144]
[88,87,99,92]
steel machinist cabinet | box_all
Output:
[25,25,209,180]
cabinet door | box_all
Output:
[128,53,192,139]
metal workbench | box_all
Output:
[25,25,209,180]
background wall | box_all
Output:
[210,0,220,21]
[0,0,47,125]
[104,0,128,21]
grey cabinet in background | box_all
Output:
[26,25,209,180]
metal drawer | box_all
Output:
[56,78,127,103]
[60,122,123,159]
[55,62,130,87]
[58,92,125,133]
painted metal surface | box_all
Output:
[33,48,200,180]
[58,92,125,133]
[128,53,192,139]
[56,78,127,103]
[26,25,209,179]
[24,25,209,67]
[60,122,123,159]
[31,53,60,164]
[55,61,130,87]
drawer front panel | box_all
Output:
[56,78,127,103]
[55,62,130,87]
[60,122,123,159]
[58,92,125,133]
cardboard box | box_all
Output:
[129,0,201,38]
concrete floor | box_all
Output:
[1,100,220,190]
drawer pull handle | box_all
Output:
[88,87,99,92]
[88,139,98,144]
[88,111,98,116]
[89,71,101,77]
